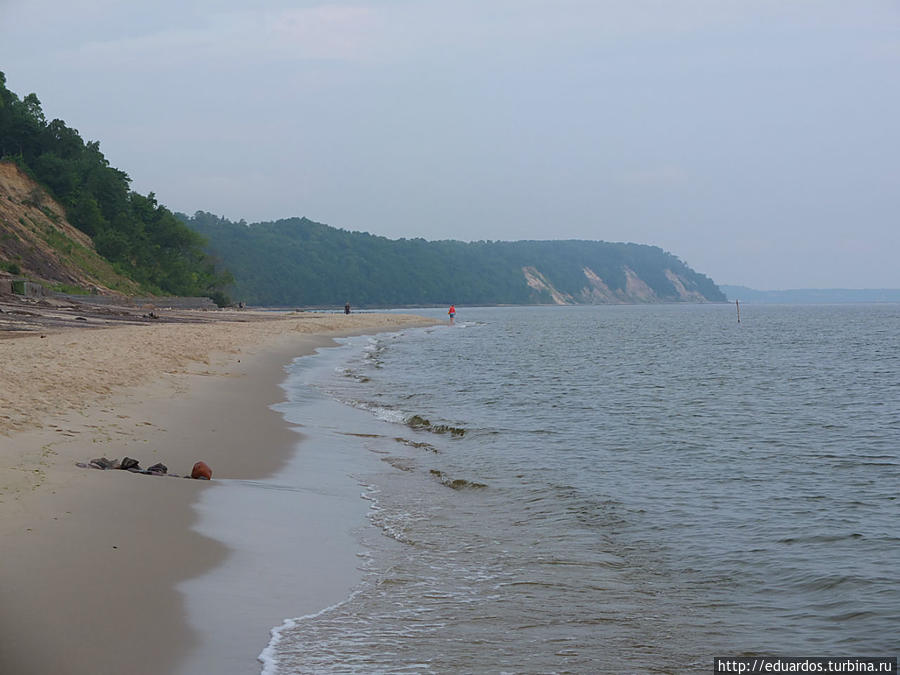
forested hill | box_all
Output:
[182,212,725,307]
[0,73,231,302]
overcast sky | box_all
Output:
[2,0,898,289]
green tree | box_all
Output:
[0,73,234,301]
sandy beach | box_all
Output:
[0,310,437,675]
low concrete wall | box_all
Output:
[52,293,217,310]
[23,282,44,298]
[133,296,218,310]
[1,281,216,309]
[0,278,44,297]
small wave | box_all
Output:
[778,533,864,545]
[497,580,562,589]
[342,400,409,425]
[329,395,468,438]
[383,456,416,472]
[362,484,416,545]
[429,469,487,490]
[232,480,321,495]
[361,337,387,367]
[828,610,881,622]
[795,574,867,593]
[394,437,439,453]
[258,588,367,675]
[332,365,371,383]
[370,509,416,545]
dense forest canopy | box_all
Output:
[0,72,231,301]
[182,211,725,307]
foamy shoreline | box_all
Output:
[0,312,437,675]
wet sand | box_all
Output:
[0,311,436,675]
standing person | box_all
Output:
[344,302,351,315]
[448,304,456,324]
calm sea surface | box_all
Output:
[262,304,899,674]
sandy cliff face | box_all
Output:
[579,267,619,303]
[523,266,574,304]
[523,264,713,304]
[622,266,657,301]
[0,162,138,293]
[664,269,708,302]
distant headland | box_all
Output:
[721,285,900,304]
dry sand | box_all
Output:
[0,311,437,675]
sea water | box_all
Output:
[260,304,899,674]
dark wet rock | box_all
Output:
[74,316,87,321]
[78,457,182,478]
[191,461,212,480]
[407,414,432,429]
[89,457,120,470]
[432,424,466,437]
[449,478,486,489]
[119,457,140,471]
[406,415,465,437]
[429,469,487,490]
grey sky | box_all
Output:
[2,0,898,289]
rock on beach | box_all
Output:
[190,461,212,480]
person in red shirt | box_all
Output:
[448,304,456,324]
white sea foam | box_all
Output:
[336,398,409,426]
[258,590,366,675]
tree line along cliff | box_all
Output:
[2,72,724,308]
[182,212,726,307]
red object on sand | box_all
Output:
[191,461,212,480]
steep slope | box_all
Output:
[0,161,140,294]
[528,264,713,305]
[1,75,231,301]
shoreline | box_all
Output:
[0,312,437,675]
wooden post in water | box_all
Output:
[736,299,741,323]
